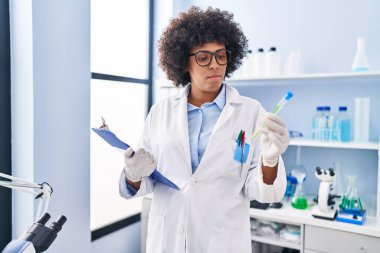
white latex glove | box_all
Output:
[259,113,290,167]
[124,148,157,182]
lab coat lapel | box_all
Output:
[172,85,192,176]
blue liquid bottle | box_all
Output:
[312,107,323,140]
[325,106,334,141]
[335,106,351,142]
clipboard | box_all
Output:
[91,128,180,191]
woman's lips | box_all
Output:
[207,75,222,79]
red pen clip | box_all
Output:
[241,131,245,148]
[240,131,246,173]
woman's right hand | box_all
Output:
[124,148,157,182]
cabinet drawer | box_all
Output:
[305,225,380,253]
[304,250,321,253]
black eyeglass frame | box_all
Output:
[188,49,232,67]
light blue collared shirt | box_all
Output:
[187,84,226,173]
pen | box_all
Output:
[99,117,110,131]
[237,130,243,146]
[251,91,294,141]
[241,131,245,148]
[240,130,245,171]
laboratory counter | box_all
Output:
[250,200,380,238]
[142,196,380,253]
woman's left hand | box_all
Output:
[259,113,290,167]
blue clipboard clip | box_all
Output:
[91,118,179,191]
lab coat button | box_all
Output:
[179,226,184,233]
[189,178,196,185]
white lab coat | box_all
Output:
[120,83,286,253]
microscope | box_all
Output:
[2,213,66,253]
[1,172,66,253]
[311,167,339,220]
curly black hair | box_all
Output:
[158,6,248,87]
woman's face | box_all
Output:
[188,41,228,95]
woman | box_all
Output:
[119,6,289,253]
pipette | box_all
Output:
[251,91,294,141]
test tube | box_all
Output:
[251,91,294,141]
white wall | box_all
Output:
[178,0,380,73]
[32,0,91,252]
[10,0,34,238]
[11,0,91,252]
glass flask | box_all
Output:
[291,169,308,209]
[339,175,363,213]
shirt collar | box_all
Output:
[213,83,226,110]
[187,83,226,111]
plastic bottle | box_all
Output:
[312,107,325,141]
[325,106,334,141]
[312,107,321,140]
[334,106,351,142]
[252,48,265,77]
[241,49,253,78]
[352,37,369,72]
[265,47,280,76]
[284,50,304,76]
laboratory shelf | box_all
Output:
[250,201,380,238]
[157,71,380,88]
[227,71,380,86]
[251,233,301,250]
[289,139,380,150]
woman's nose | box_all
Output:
[208,56,219,69]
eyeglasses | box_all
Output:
[188,49,231,67]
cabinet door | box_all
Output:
[305,225,380,253]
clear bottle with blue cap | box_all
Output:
[334,106,351,142]
[325,106,334,141]
[312,106,325,141]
